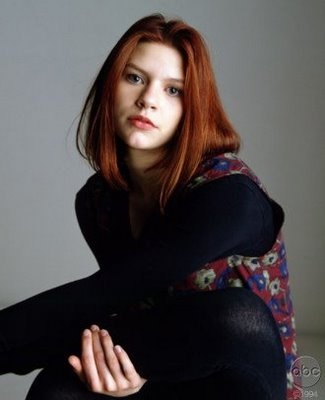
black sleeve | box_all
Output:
[50,173,284,310]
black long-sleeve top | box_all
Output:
[74,171,283,306]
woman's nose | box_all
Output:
[136,84,159,110]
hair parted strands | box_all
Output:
[76,13,240,211]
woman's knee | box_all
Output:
[215,288,279,334]
[25,367,86,400]
[183,288,280,338]
[177,366,273,400]
[172,288,285,365]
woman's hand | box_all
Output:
[68,325,147,397]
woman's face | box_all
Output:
[114,42,184,154]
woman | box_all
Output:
[0,14,297,399]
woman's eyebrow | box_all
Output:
[126,62,184,84]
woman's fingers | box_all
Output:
[90,326,118,391]
[69,325,147,396]
[90,326,145,391]
[113,344,144,386]
[68,355,82,374]
[80,328,104,391]
[98,329,127,385]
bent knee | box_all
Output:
[26,367,86,400]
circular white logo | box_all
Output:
[291,356,321,388]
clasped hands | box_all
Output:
[68,325,147,397]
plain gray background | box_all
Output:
[0,0,324,397]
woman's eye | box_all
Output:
[126,73,143,84]
[167,87,182,97]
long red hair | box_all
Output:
[76,14,240,210]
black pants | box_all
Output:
[0,288,286,399]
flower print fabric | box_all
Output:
[170,153,298,399]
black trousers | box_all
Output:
[0,288,287,399]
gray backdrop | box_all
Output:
[1,0,324,340]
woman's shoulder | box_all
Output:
[76,172,110,195]
[184,152,285,236]
[188,152,264,192]
[75,171,115,211]
[80,171,107,188]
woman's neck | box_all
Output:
[125,149,161,199]
[125,149,162,239]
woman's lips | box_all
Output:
[128,115,156,130]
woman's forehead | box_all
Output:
[126,42,184,81]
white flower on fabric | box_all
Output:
[280,325,288,335]
[194,269,216,290]
[263,270,270,286]
[228,278,244,288]
[262,252,278,266]
[292,340,298,355]
[224,152,237,160]
[243,257,260,271]
[269,277,281,295]
[227,255,243,268]
[287,371,294,389]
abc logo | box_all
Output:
[291,356,321,388]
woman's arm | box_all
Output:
[0,174,283,373]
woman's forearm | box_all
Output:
[0,271,119,374]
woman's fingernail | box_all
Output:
[100,329,109,337]
[83,329,91,337]
[90,325,100,332]
[114,345,122,353]
[68,355,76,366]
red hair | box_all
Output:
[76,14,240,210]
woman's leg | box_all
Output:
[172,367,272,400]
[2,288,286,399]
[25,367,270,400]
[102,288,286,399]
[25,365,179,400]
